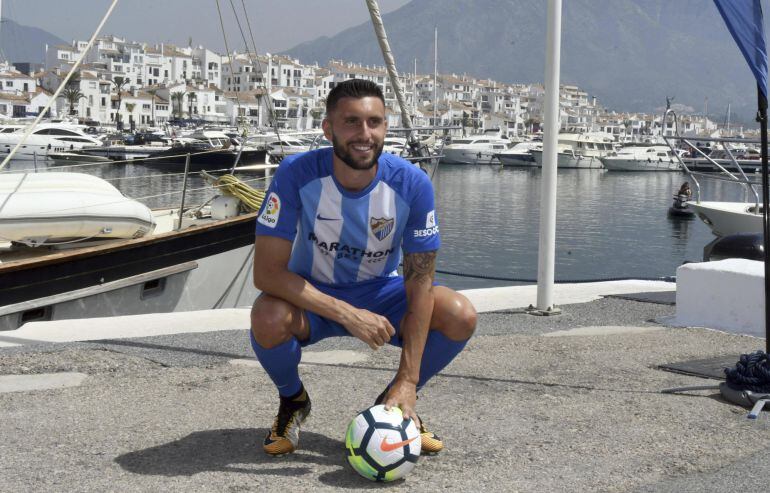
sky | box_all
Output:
[2,0,412,53]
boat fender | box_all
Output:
[704,232,764,261]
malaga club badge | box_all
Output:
[369,217,394,241]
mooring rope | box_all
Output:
[433,267,675,284]
[725,351,770,393]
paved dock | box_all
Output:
[1,281,768,492]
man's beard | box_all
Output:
[331,134,383,171]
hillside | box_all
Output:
[284,0,766,124]
[1,18,66,64]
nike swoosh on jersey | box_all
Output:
[380,435,418,452]
[316,214,341,221]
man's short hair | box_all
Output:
[326,79,385,115]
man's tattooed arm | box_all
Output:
[402,250,437,284]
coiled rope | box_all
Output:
[207,172,266,212]
[725,351,770,393]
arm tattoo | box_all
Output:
[403,250,437,283]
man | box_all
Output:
[251,78,476,456]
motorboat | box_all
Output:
[0,122,103,161]
[531,132,615,169]
[601,145,682,171]
[440,135,510,165]
[496,141,542,167]
[0,168,276,331]
[266,136,309,161]
[687,201,762,236]
[682,147,763,173]
[143,129,267,171]
[383,136,407,156]
[670,135,764,237]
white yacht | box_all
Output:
[0,122,102,161]
[266,136,309,160]
[531,132,615,168]
[688,201,763,237]
[600,145,681,171]
[440,135,510,165]
[496,141,542,167]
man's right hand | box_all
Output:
[342,308,396,349]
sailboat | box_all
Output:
[0,2,275,331]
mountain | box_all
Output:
[284,0,766,125]
[1,19,66,65]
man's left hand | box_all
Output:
[383,380,420,429]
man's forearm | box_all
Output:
[254,253,354,326]
[395,250,438,386]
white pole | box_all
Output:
[433,27,437,127]
[535,0,562,313]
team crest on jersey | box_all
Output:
[370,217,395,241]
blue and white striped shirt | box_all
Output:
[256,148,440,285]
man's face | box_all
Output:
[323,96,387,171]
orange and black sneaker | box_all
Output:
[374,387,444,455]
[263,387,311,456]
[417,419,443,455]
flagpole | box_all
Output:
[534,0,562,315]
[758,84,770,353]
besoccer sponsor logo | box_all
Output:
[258,192,281,228]
[426,210,436,228]
[414,210,438,237]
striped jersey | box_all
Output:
[255,147,440,285]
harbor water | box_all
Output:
[4,159,755,291]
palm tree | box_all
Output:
[171,91,186,119]
[125,103,136,130]
[145,87,158,125]
[111,76,130,129]
[59,87,86,116]
[187,91,197,119]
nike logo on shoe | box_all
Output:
[316,214,341,221]
[380,435,418,452]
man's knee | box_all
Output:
[434,290,477,341]
[250,294,298,348]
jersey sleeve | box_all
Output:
[401,170,440,254]
[255,162,301,241]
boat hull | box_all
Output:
[0,213,259,331]
[440,148,500,165]
[497,153,538,167]
[532,150,604,168]
[601,157,680,171]
[687,201,763,236]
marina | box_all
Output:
[2,0,770,490]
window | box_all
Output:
[5,81,12,87]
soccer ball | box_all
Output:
[345,404,421,482]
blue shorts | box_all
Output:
[303,276,410,347]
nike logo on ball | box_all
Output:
[380,435,418,452]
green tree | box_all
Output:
[171,91,186,119]
[125,102,136,129]
[111,76,130,128]
[59,86,86,115]
[187,91,197,118]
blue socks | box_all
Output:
[249,331,303,398]
[416,330,469,390]
[249,328,468,397]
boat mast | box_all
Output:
[365,0,414,142]
[433,27,438,128]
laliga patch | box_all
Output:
[370,216,395,241]
[258,192,281,228]
[426,210,436,228]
